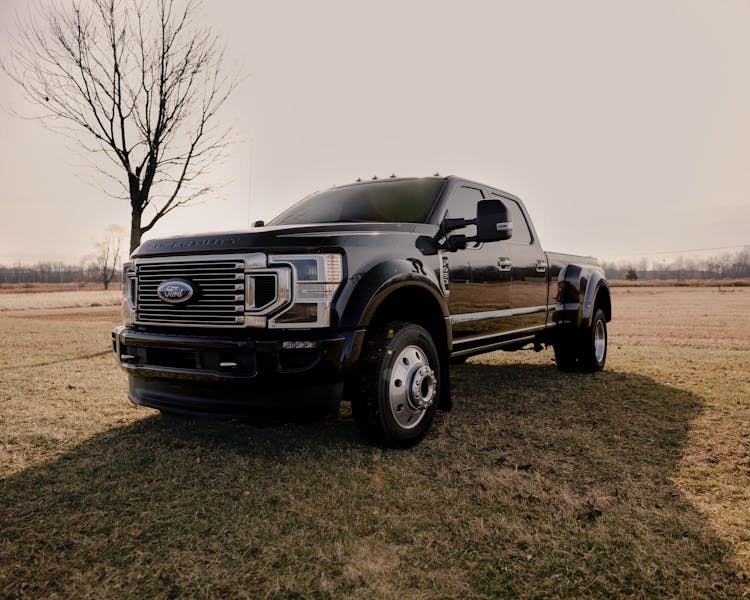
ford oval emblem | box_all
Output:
[157,280,195,304]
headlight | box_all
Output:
[121,262,136,324]
[268,254,343,328]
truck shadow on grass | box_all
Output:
[2,365,746,598]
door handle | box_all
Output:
[536,259,547,273]
[497,258,512,272]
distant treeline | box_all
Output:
[2,246,748,285]
[602,247,749,280]
[0,261,101,285]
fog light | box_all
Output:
[282,340,318,350]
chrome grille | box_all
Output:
[136,259,245,326]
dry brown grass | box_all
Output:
[0,287,748,598]
[610,278,750,288]
[0,290,121,311]
[0,282,119,294]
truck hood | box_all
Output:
[133,222,438,258]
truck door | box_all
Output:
[441,184,514,342]
[490,193,548,333]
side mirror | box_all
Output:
[252,220,265,228]
[476,200,512,242]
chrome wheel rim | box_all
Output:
[594,319,606,364]
[388,345,436,430]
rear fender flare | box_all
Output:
[581,274,610,328]
[557,265,609,328]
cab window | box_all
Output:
[442,185,484,237]
[491,193,532,244]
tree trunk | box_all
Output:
[130,207,142,256]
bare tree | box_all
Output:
[93,225,124,289]
[2,0,237,253]
[735,248,750,278]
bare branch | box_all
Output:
[2,0,239,253]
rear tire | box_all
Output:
[578,308,607,372]
[351,321,440,448]
[553,336,579,371]
[553,307,608,372]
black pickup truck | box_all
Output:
[113,176,611,447]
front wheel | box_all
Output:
[351,321,440,448]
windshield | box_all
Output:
[268,178,446,226]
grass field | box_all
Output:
[1,287,748,598]
[0,289,120,311]
[0,282,121,294]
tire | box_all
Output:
[553,335,579,371]
[351,321,440,448]
[578,308,607,372]
[553,308,607,372]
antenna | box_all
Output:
[247,138,254,226]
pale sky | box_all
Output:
[1,0,749,264]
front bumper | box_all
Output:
[112,325,365,417]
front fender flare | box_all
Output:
[339,259,449,330]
